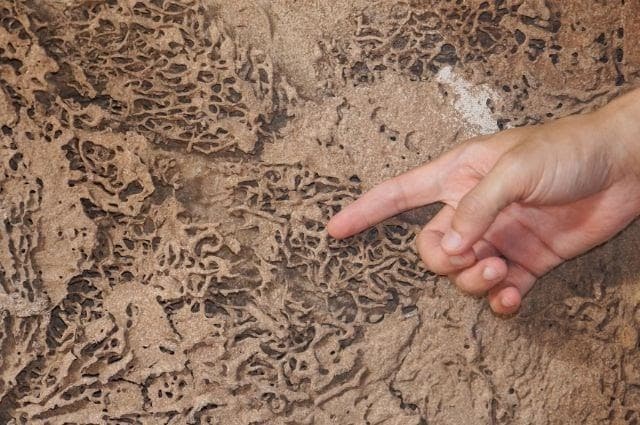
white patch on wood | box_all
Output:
[436,66,499,134]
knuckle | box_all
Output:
[416,233,447,274]
[391,178,409,211]
[456,276,486,295]
[459,138,488,159]
[452,274,470,291]
[493,148,536,196]
[497,148,520,165]
[430,260,451,275]
[418,249,440,274]
[498,147,527,171]
[490,150,524,180]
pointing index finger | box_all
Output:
[327,161,446,239]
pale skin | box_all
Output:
[327,88,640,314]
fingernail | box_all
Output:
[449,255,469,267]
[501,295,518,308]
[441,230,462,252]
[483,266,499,281]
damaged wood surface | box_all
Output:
[1,1,640,423]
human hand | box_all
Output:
[327,89,640,314]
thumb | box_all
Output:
[441,153,529,255]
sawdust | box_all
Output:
[1,0,640,423]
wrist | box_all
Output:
[596,88,640,181]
